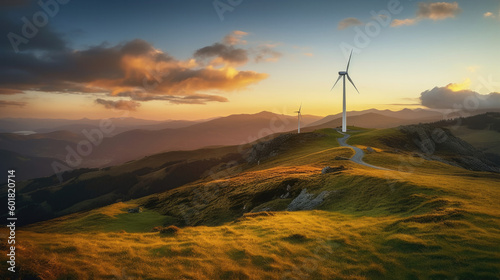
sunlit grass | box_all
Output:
[2,128,500,279]
[26,202,176,234]
[3,207,499,280]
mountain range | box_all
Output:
[1,108,495,180]
[0,117,202,135]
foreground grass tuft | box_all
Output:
[159,225,181,236]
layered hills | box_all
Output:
[1,112,499,280]
[2,121,498,279]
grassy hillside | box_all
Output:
[0,144,246,226]
[1,128,499,279]
[452,128,500,152]
[348,125,499,173]
[436,112,500,159]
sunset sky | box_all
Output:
[1,0,499,120]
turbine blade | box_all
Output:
[346,49,353,73]
[346,74,360,94]
[330,75,342,91]
[299,103,302,113]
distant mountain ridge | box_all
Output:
[0,109,495,172]
[0,117,201,134]
[307,108,444,127]
[0,111,320,170]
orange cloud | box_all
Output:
[0,31,271,107]
[391,18,417,27]
[484,12,494,18]
[223,30,249,45]
[95,99,141,111]
[0,88,24,95]
[417,2,461,20]
[392,1,461,27]
[0,100,27,107]
[338,17,363,30]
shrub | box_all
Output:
[159,225,181,236]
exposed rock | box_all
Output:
[127,207,142,213]
[245,134,294,164]
[280,192,290,199]
[321,166,346,174]
[287,188,329,211]
[366,147,375,153]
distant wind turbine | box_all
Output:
[295,103,302,133]
[330,50,359,133]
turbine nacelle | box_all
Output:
[331,50,359,94]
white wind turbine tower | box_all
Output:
[330,50,359,133]
[295,103,302,133]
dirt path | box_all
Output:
[337,131,391,171]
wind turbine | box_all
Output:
[295,103,302,133]
[330,50,359,133]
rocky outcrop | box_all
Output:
[321,166,346,174]
[287,188,329,211]
[127,207,142,213]
[245,134,293,164]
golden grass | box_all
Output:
[4,206,499,280]
[2,128,500,279]
[0,211,394,279]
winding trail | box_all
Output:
[337,130,391,171]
